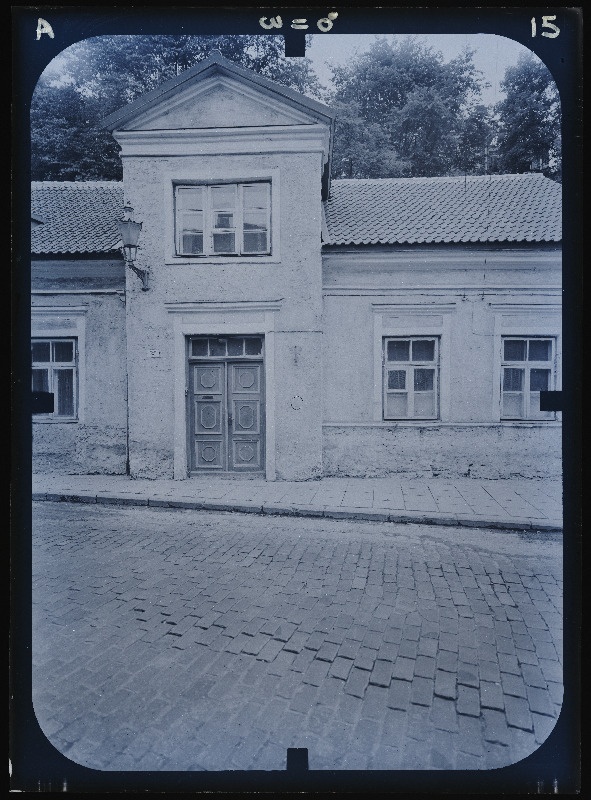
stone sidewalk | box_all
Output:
[31,473,563,532]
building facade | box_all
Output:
[31,54,562,481]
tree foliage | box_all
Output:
[495,52,561,179]
[30,35,561,183]
[31,35,322,181]
[328,37,486,178]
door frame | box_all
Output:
[166,301,281,480]
[188,354,266,474]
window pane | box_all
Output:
[177,187,203,210]
[32,369,49,392]
[387,340,409,361]
[53,341,74,362]
[191,339,208,357]
[414,369,434,391]
[214,212,234,229]
[414,392,435,416]
[183,211,203,231]
[32,341,50,362]
[56,369,74,416]
[243,232,268,253]
[227,338,244,356]
[243,184,268,209]
[502,393,523,418]
[209,339,227,357]
[529,340,552,361]
[503,368,524,391]
[243,211,267,230]
[245,337,262,355]
[504,340,526,361]
[388,370,406,390]
[182,233,203,254]
[386,393,407,417]
[412,340,435,361]
[530,369,550,392]
[212,232,236,253]
[211,185,236,208]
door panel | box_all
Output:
[190,356,264,472]
[231,364,261,393]
[228,363,264,471]
[192,364,225,471]
[232,400,260,433]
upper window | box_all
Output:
[31,338,78,419]
[501,337,556,420]
[383,337,439,420]
[175,182,271,257]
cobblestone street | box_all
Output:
[32,502,563,773]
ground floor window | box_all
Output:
[501,337,556,420]
[383,337,439,419]
[31,338,78,419]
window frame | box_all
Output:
[500,336,557,421]
[174,181,271,258]
[31,337,78,420]
[383,336,440,420]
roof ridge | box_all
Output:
[32,181,123,187]
[331,173,547,184]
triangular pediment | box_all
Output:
[123,74,317,131]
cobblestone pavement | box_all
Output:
[32,502,563,773]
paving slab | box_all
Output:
[31,474,562,531]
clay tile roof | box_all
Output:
[31,173,562,255]
[322,173,562,245]
[31,181,124,254]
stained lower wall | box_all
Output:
[32,292,128,475]
[322,424,562,479]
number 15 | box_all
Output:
[531,15,560,38]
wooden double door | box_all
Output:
[189,340,265,473]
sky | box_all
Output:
[306,33,537,106]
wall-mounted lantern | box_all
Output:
[118,204,148,290]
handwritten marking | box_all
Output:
[259,15,282,29]
[317,11,338,32]
[36,18,54,39]
[259,11,338,32]
[531,15,560,38]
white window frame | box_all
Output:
[490,302,561,423]
[31,306,87,424]
[500,336,557,420]
[175,181,271,258]
[372,304,455,423]
[383,336,440,420]
[31,337,78,420]
[164,167,280,265]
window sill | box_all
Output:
[165,256,281,267]
[33,417,79,424]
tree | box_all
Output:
[495,52,561,179]
[456,104,498,175]
[330,100,409,179]
[328,37,484,179]
[31,35,323,181]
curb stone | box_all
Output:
[31,492,563,533]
